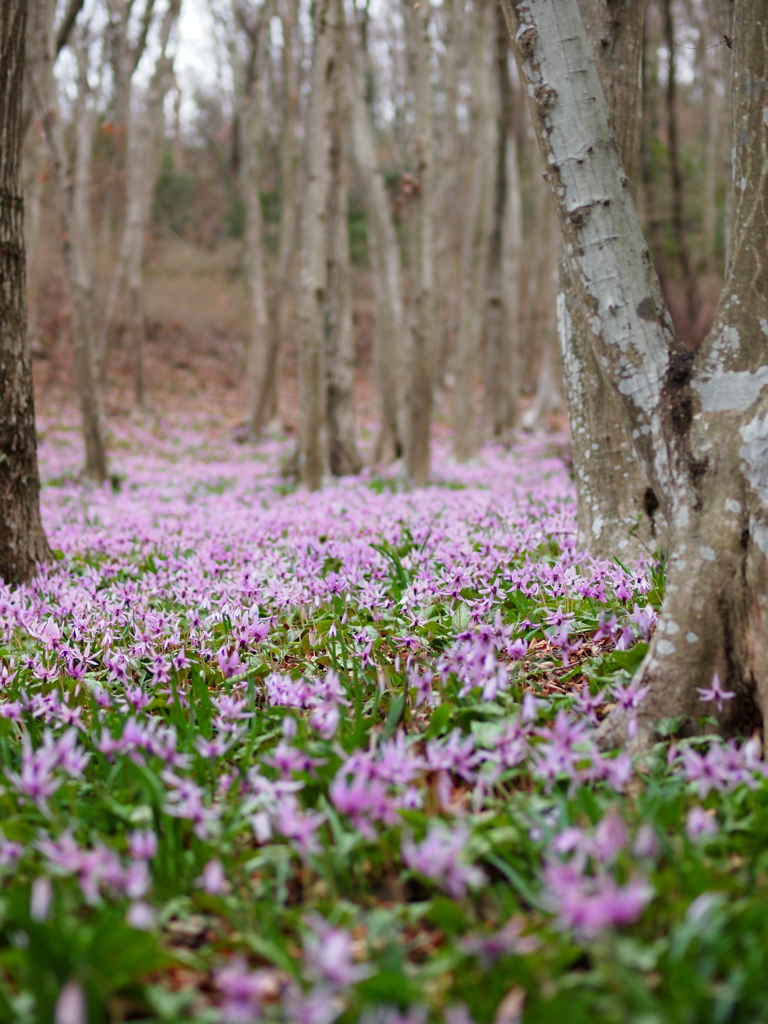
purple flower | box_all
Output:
[402,824,486,899]
[126,900,156,930]
[196,858,230,895]
[696,672,735,713]
[543,860,651,940]
[302,914,373,989]
[686,806,717,840]
[30,876,52,922]
[215,959,279,1023]
[54,979,86,1024]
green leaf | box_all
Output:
[382,694,406,740]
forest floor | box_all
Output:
[12,232,768,1022]
[1,384,767,1023]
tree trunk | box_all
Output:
[662,0,701,341]
[641,5,671,309]
[325,75,362,478]
[232,1,270,437]
[35,31,107,481]
[346,12,405,464]
[0,0,52,583]
[453,1,496,462]
[500,0,768,746]
[249,0,301,435]
[297,0,336,489]
[485,6,522,439]
[556,0,666,560]
[433,0,461,415]
[403,0,435,486]
[521,193,560,432]
[22,0,56,355]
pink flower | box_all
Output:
[196,858,230,895]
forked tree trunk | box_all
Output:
[404,0,435,486]
[0,0,52,582]
[453,1,497,462]
[558,0,666,560]
[347,13,405,464]
[500,0,768,746]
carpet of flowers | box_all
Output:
[1,415,767,1023]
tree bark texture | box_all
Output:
[0,0,51,583]
[453,1,497,462]
[433,0,461,413]
[324,83,362,478]
[347,14,405,464]
[662,0,701,339]
[22,0,56,353]
[485,6,522,439]
[298,0,336,489]
[404,0,435,486]
[500,0,768,746]
[560,0,666,561]
[251,0,302,434]
[37,39,108,481]
[232,0,271,437]
[520,170,560,431]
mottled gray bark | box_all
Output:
[558,0,665,561]
[501,0,768,745]
[0,0,52,583]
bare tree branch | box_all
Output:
[55,0,85,55]
[130,0,157,73]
